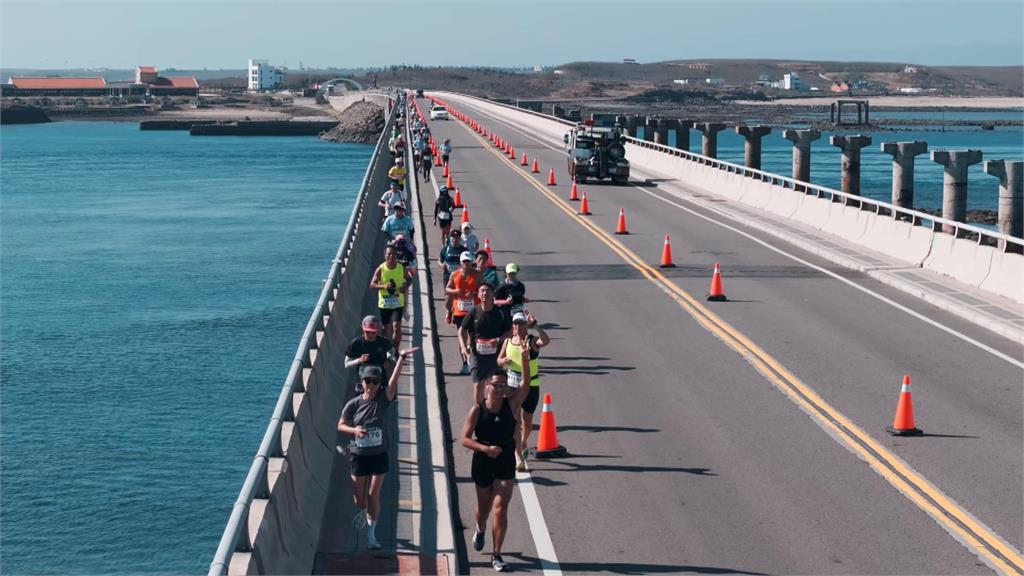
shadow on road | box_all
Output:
[498,553,768,575]
[558,425,659,434]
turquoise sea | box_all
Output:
[0,122,372,574]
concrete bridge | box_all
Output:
[210,91,1023,575]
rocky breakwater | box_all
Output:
[319,101,385,144]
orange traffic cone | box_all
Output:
[547,168,557,186]
[886,375,922,436]
[534,393,568,458]
[453,186,462,208]
[615,208,629,234]
[445,173,454,189]
[531,158,540,173]
[569,182,579,201]
[707,262,727,301]
[434,153,442,167]
[442,163,449,178]
[509,146,516,159]
[578,192,591,215]
[461,205,470,226]
[659,235,676,268]
[483,238,494,267]
[521,153,529,166]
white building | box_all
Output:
[783,72,805,91]
[248,59,284,92]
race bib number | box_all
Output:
[438,211,451,220]
[381,294,401,308]
[476,337,498,355]
[457,298,474,313]
[506,369,522,388]
[354,427,383,449]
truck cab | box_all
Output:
[564,120,630,185]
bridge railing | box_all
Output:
[434,92,1022,253]
[208,99,397,576]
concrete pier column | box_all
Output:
[829,134,873,196]
[623,115,640,138]
[880,141,928,210]
[675,120,694,152]
[931,149,983,233]
[782,129,821,183]
[615,115,630,135]
[696,122,726,158]
[654,119,670,146]
[984,160,1023,247]
[735,125,772,170]
[643,116,659,142]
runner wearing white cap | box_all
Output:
[445,251,484,375]
[498,311,550,471]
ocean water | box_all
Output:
[0,122,372,574]
[658,125,1024,211]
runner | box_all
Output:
[388,158,407,191]
[337,346,418,550]
[459,283,513,403]
[421,141,434,182]
[412,133,423,167]
[381,203,415,242]
[378,181,404,218]
[476,250,499,288]
[434,185,455,243]
[445,251,484,375]
[461,222,479,254]
[440,138,453,166]
[498,311,550,472]
[344,315,395,382]
[438,229,465,286]
[494,262,527,318]
[393,134,406,159]
[460,346,531,572]
[391,234,417,274]
[370,244,412,345]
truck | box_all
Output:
[563,120,630,184]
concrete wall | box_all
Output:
[436,92,1023,305]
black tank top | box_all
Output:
[474,398,516,447]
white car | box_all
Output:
[429,106,448,120]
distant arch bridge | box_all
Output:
[319,78,364,93]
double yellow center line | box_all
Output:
[453,111,1023,575]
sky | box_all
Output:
[2,0,1022,70]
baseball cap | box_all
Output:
[394,203,406,211]
[361,365,383,380]
[461,222,472,231]
[512,312,529,324]
[361,315,380,332]
[505,263,519,274]
[460,251,474,262]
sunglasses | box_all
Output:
[362,378,381,385]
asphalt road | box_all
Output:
[415,96,1023,575]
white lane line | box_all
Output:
[456,97,1024,370]
[422,112,564,575]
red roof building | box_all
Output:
[9,77,107,89]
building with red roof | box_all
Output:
[3,66,198,98]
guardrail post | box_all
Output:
[984,159,1023,250]
[931,149,983,234]
[696,122,726,159]
[830,134,872,197]
[782,129,822,187]
[735,125,772,170]
[880,141,928,212]
[675,120,695,152]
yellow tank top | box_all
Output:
[378,263,405,309]
[505,336,539,388]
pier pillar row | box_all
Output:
[735,125,772,170]
[782,129,821,183]
[643,116,659,142]
[880,141,928,210]
[984,160,1023,247]
[931,150,983,234]
[830,134,873,196]
[675,120,695,152]
[696,122,726,159]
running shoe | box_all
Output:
[367,528,381,550]
[459,361,470,375]
[515,459,527,473]
[491,554,509,572]
[472,527,485,551]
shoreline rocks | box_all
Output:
[320,101,385,144]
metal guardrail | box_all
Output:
[432,92,1023,253]
[208,99,397,576]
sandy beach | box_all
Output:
[733,96,1024,109]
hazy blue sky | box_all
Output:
[2,0,1022,70]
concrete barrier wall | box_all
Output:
[436,92,1023,305]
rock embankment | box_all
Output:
[320,101,385,144]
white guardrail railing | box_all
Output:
[430,93,1023,253]
[207,96,397,576]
